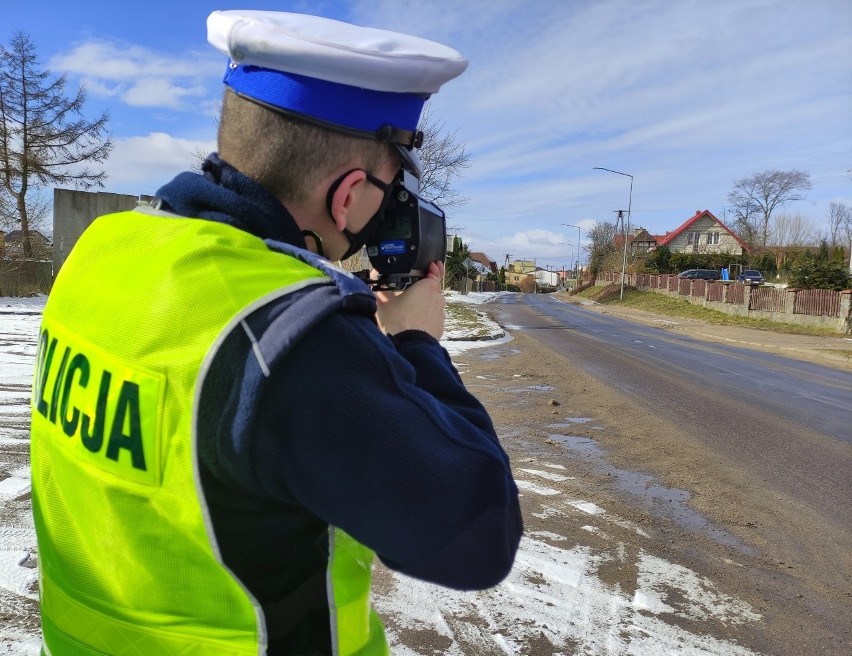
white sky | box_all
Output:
[6,0,852,270]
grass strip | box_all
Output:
[570,285,842,337]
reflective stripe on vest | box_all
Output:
[31,207,388,655]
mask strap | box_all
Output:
[325,170,392,221]
[325,169,359,222]
[325,169,394,259]
[301,230,325,257]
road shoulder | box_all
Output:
[552,292,852,371]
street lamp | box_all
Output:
[593,167,633,300]
[559,242,574,289]
[560,223,582,286]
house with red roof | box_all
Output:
[468,251,497,273]
[656,210,749,255]
[616,227,659,254]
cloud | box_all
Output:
[121,78,207,109]
[50,40,220,111]
[101,132,216,194]
[455,227,587,267]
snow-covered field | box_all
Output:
[0,293,763,654]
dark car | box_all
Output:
[677,269,721,281]
[737,270,765,285]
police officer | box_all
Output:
[31,10,522,655]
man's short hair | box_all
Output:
[218,89,394,203]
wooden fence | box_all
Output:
[794,289,841,317]
[749,286,787,313]
[592,272,851,332]
[726,283,744,305]
[0,259,53,296]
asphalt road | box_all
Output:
[492,292,852,530]
[502,294,851,435]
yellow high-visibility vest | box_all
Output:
[31,206,388,655]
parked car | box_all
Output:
[677,269,721,281]
[737,270,765,285]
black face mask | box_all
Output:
[325,169,394,260]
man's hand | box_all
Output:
[375,261,445,339]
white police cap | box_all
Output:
[207,10,468,175]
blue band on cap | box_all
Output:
[223,64,425,135]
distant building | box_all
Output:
[468,251,497,274]
[534,268,560,288]
[2,229,52,259]
[501,261,531,291]
[508,260,537,274]
[615,227,659,254]
[656,210,749,255]
[613,211,750,257]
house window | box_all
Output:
[708,231,720,245]
[687,231,701,245]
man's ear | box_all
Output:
[329,169,367,231]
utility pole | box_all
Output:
[503,254,512,291]
[613,209,629,299]
[593,167,633,300]
[531,258,537,294]
[560,224,583,286]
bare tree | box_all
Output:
[587,220,619,274]
[587,220,618,250]
[0,189,49,233]
[841,203,852,272]
[0,189,14,229]
[0,31,112,257]
[769,211,816,271]
[727,169,812,248]
[416,103,470,220]
[825,201,849,248]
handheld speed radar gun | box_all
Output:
[360,169,447,291]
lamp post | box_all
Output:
[532,258,537,294]
[593,167,633,300]
[559,243,574,289]
[560,223,582,287]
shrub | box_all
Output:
[788,252,852,290]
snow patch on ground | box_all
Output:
[0,473,31,501]
[570,500,607,516]
[376,535,760,655]
[515,479,561,496]
[518,468,573,482]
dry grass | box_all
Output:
[573,285,843,337]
